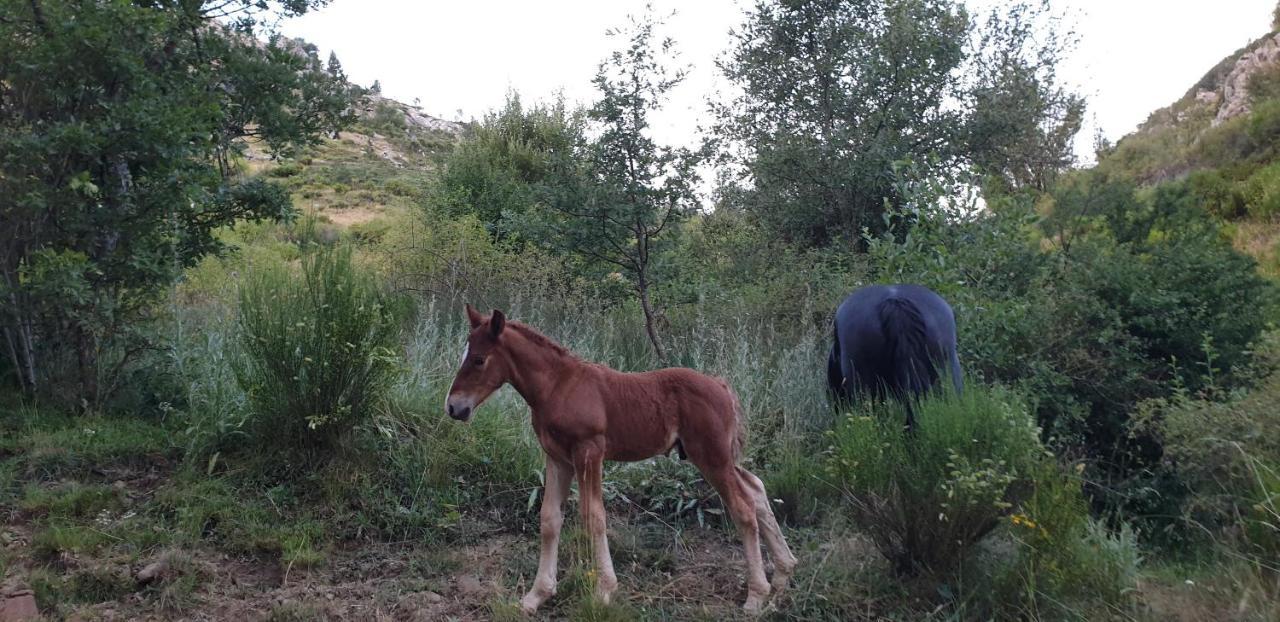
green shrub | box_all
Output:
[1186,169,1246,219]
[235,244,408,459]
[967,464,1141,618]
[266,161,304,178]
[1134,331,1280,560]
[826,385,1044,573]
[1242,160,1280,219]
[870,174,1273,527]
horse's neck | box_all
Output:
[504,329,579,408]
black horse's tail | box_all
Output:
[827,320,845,398]
[878,297,937,401]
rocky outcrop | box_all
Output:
[1213,32,1280,125]
[359,95,465,136]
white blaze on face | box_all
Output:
[446,342,469,409]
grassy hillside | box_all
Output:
[246,95,460,228]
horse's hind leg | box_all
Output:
[736,467,797,593]
[697,461,770,614]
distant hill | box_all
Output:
[1090,14,1280,275]
[245,91,464,228]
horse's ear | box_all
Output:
[490,309,506,338]
[465,303,483,329]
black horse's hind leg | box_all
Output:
[669,439,688,460]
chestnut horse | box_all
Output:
[445,305,796,614]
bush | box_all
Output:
[1134,331,1280,560]
[235,244,408,460]
[266,161,303,178]
[968,464,1141,618]
[1243,160,1280,219]
[826,385,1044,573]
[869,173,1274,526]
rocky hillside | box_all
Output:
[1090,15,1280,275]
[1101,26,1280,184]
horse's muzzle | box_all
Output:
[446,397,473,422]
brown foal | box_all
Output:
[445,305,796,614]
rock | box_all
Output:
[456,575,484,596]
[1214,32,1280,126]
[423,591,443,604]
[0,579,28,598]
[136,558,170,584]
[0,593,38,621]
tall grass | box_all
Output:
[235,244,409,458]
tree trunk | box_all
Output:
[2,276,38,393]
[76,325,98,411]
[636,270,665,362]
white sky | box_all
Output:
[280,0,1276,166]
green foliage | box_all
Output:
[434,93,584,235]
[716,0,1081,246]
[967,1,1086,194]
[0,0,355,403]
[21,482,122,521]
[1242,160,1280,219]
[0,408,173,482]
[518,10,702,359]
[658,209,866,330]
[827,385,1044,573]
[870,170,1273,520]
[967,466,1141,619]
[1134,332,1280,561]
[235,244,408,459]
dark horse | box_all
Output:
[827,284,962,424]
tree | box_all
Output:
[715,0,969,247]
[714,0,1083,248]
[965,1,1085,195]
[523,11,700,359]
[0,0,355,404]
[435,92,585,237]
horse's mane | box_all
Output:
[508,321,576,359]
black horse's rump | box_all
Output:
[827,284,962,425]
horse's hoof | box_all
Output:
[520,588,551,615]
[771,568,796,593]
[743,595,766,616]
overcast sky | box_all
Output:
[279,0,1276,165]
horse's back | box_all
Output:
[836,284,956,341]
[598,367,737,462]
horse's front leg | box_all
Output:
[575,442,617,603]
[521,456,573,614]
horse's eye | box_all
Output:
[473,356,486,367]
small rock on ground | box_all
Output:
[0,593,39,622]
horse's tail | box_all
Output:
[827,320,845,397]
[723,380,747,464]
[878,296,936,398]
